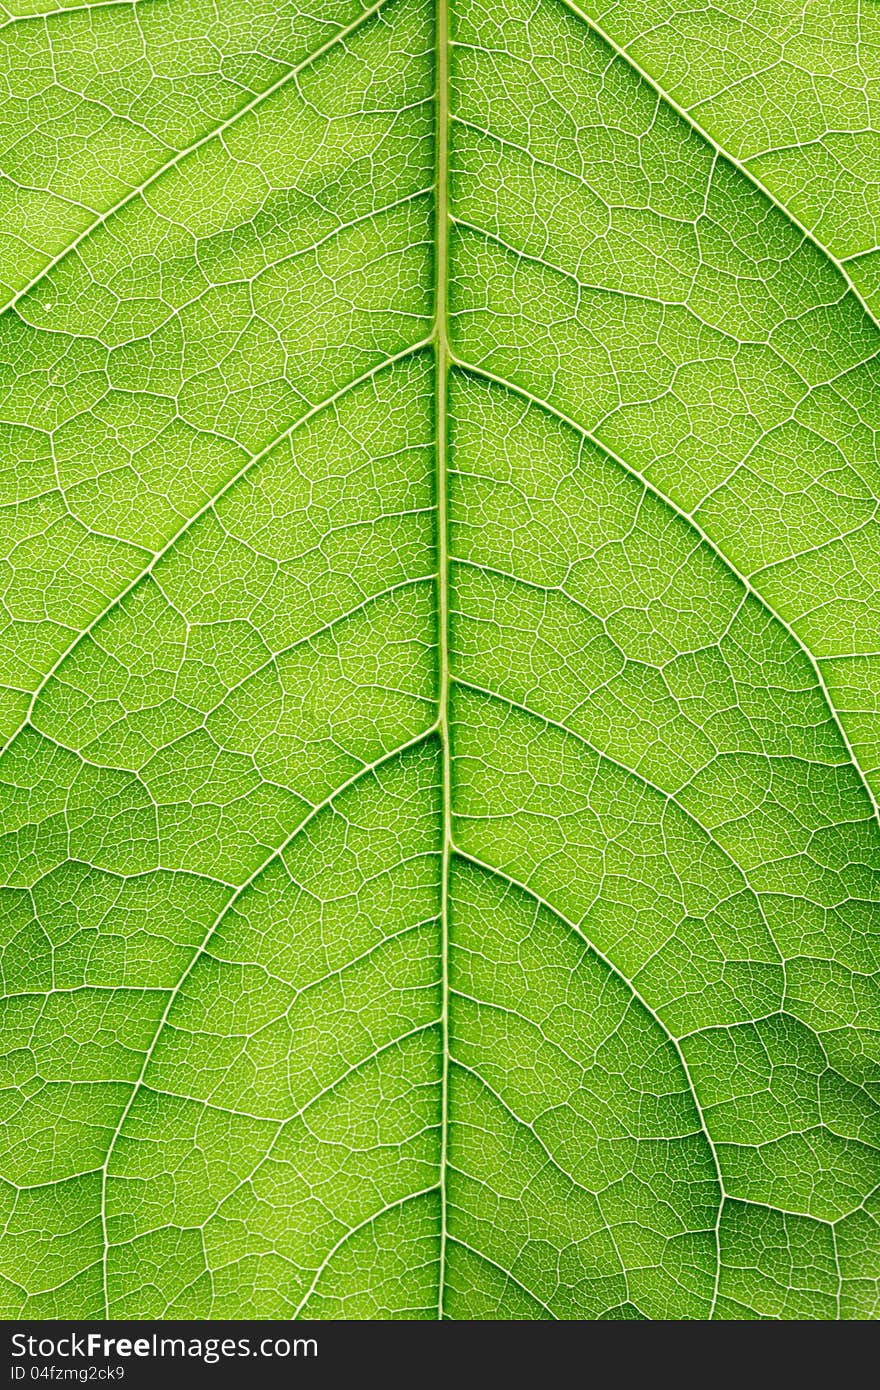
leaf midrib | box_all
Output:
[434,0,452,1322]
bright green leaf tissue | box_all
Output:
[0,0,878,1320]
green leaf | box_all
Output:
[0,0,878,1320]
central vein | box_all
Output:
[434,0,452,1323]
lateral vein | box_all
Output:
[1,0,393,319]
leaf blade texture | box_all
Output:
[0,0,879,1320]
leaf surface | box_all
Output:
[0,0,879,1320]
